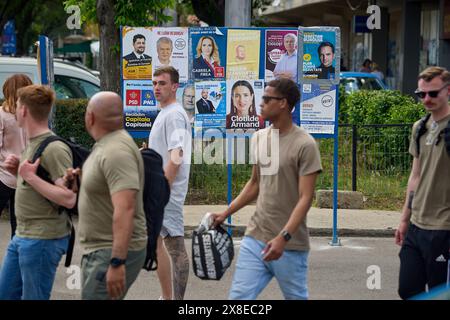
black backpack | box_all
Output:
[141,148,171,271]
[33,135,90,267]
[415,113,450,156]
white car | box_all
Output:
[0,56,100,99]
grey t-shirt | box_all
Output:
[148,102,192,211]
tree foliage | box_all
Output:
[0,0,69,55]
[63,0,174,92]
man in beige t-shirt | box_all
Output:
[75,92,147,300]
[0,85,76,300]
[395,66,450,299]
[213,78,322,300]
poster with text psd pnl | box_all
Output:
[123,80,158,131]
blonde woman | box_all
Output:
[193,36,221,79]
[0,74,32,238]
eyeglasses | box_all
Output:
[414,84,448,99]
[262,96,285,104]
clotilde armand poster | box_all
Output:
[151,27,189,82]
[226,29,260,80]
[123,80,158,131]
[122,27,152,79]
[226,79,264,131]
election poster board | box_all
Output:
[190,27,226,80]
[122,27,153,79]
[226,29,261,80]
[299,83,337,135]
[265,29,298,82]
[226,79,264,132]
[194,81,227,130]
[123,80,157,132]
[176,82,195,126]
[299,27,340,83]
[151,27,189,82]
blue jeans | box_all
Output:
[229,236,309,300]
[0,235,69,300]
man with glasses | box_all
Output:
[212,78,322,300]
[395,66,450,299]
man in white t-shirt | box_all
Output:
[148,66,191,300]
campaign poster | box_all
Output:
[122,27,153,79]
[299,83,337,135]
[300,28,339,81]
[176,82,195,126]
[190,27,226,80]
[265,29,298,82]
[123,80,158,132]
[226,29,261,80]
[193,81,226,131]
[151,27,189,82]
[226,79,264,132]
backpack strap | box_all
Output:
[32,135,68,184]
[443,119,450,156]
[414,113,431,156]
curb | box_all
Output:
[184,226,395,238]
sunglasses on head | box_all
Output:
[262,95,285,103]
[414,84,448,99]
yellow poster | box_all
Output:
[226,29,260,80]
[122,26,152,79]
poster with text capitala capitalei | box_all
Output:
[123,80,158,131]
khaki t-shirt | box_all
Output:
[78,130,147,254]
[15,132,72,239]
[409,113,450,230]
[246,125,322,251]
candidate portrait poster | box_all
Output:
[151,27,189,82]
[194,81,226,131]
[265,29,298,82]
[123,80,158,132]
[122,27,152,79]
[190,27,226,80]
[300,28,338,81]
[299,83,337,135]
[226,29,261,80]
[176,82,196,127]
[226,79,264,132]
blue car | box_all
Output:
[340,72,387,94]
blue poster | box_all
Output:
[123,80,158,132]
[194,81,227,131]
[300,28,340,82]
[190,27,227,80]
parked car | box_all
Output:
[340,72,387,94]
[0,56,100,100]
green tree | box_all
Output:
[0,0,69,55]
[64,0,174,93]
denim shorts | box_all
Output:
[229,236,309,300]
[0,235,69,300]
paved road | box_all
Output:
[0,221,400,300]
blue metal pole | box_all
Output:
[227,134,233,235]
[330,86,341,246]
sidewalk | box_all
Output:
[183,205,400,238]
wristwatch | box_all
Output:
[110,257,126,268]
[280,230,291,242]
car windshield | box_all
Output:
[54,75,100,99]
[341,77,384,94]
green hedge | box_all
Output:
[53,99,94,147]
[340,90,425,125]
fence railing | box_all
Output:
[186,123,413,210]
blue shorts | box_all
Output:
[229,236,309,300]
